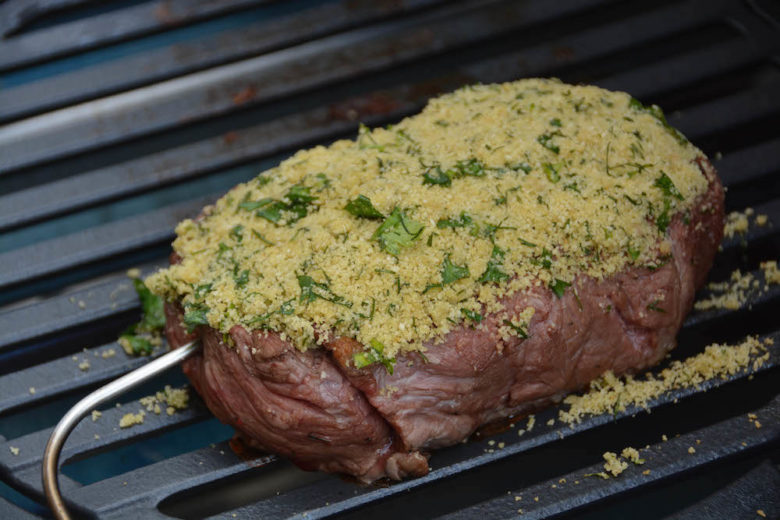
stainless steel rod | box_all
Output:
[42,341,200,520]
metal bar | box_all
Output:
[437,396,780,520]
[0,0,446,121]
[0,196,211,291]
[0,0,275,69]
[67,440,278,519]
[0,0,89,37]
[2,382,206,485]
[0,263,160,350]
[714,137,780,186]
[0,343,166,415]
[596,39,760,99]
[0,89,421,232]
[0,0,615,173]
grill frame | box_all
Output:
[1,0,779,518]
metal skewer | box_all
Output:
[42,340,201,520]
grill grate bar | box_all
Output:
[74,441,277,520]
[0,343,165,415]
[595,39,760,99]
[0,0,638,173]
[0,0,277,69]
[0,394,208,483]
[0,90,422,232]
[0,196,212,293]
[0,0,447,122]
[437,395,780,520]
[45,336,780,517]
[0,0,90,36]
[714,137,780,186]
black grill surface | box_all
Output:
[0,0,779,518]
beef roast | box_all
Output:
[163,157,723,482]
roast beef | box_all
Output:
[163,157,723,482]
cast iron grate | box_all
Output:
[0,0,778,518]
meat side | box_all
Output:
[164,157,724,483]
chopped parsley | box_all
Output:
[461,308,483,325]
[353,338,396,374]
[422,158,485,186]
[550,278,571,298]
[502,319,528,339]
[372,208,425,256]
[251,229,275,245]
[628,97,688,146]
[537,131,562,154]
[240,185,316,225]
[119,278,166,355]
[647,300,666,313]
[441,255,470,284]
[655,198,673,233]
[297,275,352,308]
[422,166,452,186]
[478,246,509,284]
[234,269,249,288]
[654,172,684,201]
[183,303,210,332]
[345,195,384,219]
[436,212,474,230]
[229,224,244,243]
[543,162,560,183]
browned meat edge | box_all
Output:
[163,157,724,483]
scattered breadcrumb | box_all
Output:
[126,268,142,279]
[724,208,752,238]
[94,434,100,440]
[662,434,668,442]
[534,496,539,502]
[687,447,696,454]
[757,509,766,518]
[91,410,102,422]
[101,348,117,359]
[603,452,629,477]
[28,387,35,395]
[515,496,522,502]
[695,261,779,311]
[546,419,555,426]
[138,386,189,416]
[558,336,770,424]
[761,261,780,284]
[754,420,762,429]
[77,300,86,309]
[119,411,146,428]
[9,446,19,456]
[694,269,755,311]
[526,415,536,432]
[78,359,91,371]
[756,215,768,227]
[621,447,645,464]
[642,469,651,475]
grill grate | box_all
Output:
[0,0,779,518]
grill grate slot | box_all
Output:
[0,0,778,517]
